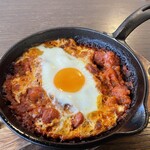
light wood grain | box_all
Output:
[0,125,30,150]
[0,0,150,149]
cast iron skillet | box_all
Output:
[0,5,150,149]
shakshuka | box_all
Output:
[2,39,132,140]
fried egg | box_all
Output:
[37,45,102,117]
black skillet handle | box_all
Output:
[113,5,150,134]
[113,4,150,40]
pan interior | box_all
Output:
[0,27,146,148]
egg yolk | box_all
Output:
[54,68,85,92]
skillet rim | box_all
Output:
[0,27,148,148]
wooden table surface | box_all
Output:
[0,0,150,150]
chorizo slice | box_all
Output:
[112,85,131,105]
[104,51,120,68]
[94,50,105,67]
[42,108,60,123]
[94,50,120,68]
[71,112,84,128]
[27,87,44,102]
[86,63,99,74]
[112,85,130,98]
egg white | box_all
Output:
[37,45,101,117]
